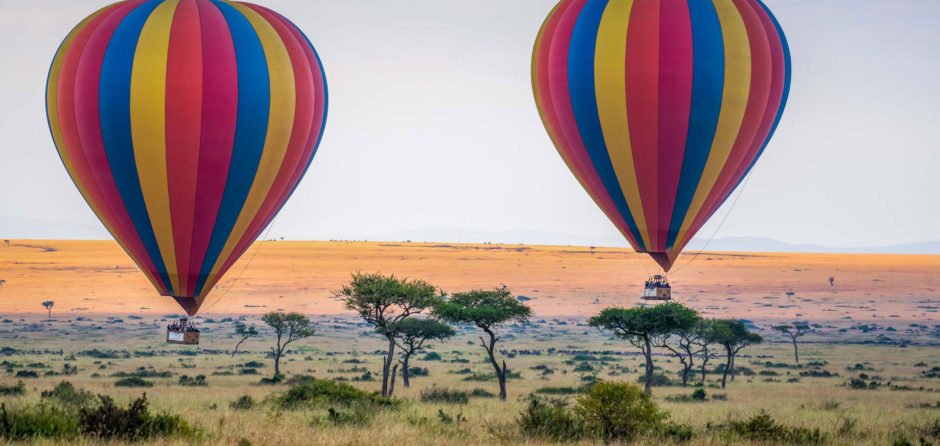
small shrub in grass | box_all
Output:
[419,386,469,404]
[242,361,265,368]
[0,381,25,396]
[535,386,579,395]
[575,382,663,442]
[713,410,825,444]
[0,403,78,440]
[114,377,153,388]
[178,375,208,387]
[239,368,259,375]
[273,377,397,409]
[14,370,38,378]
[319,407,373,426]
[422,352,442,361]
[408,366,429,377]
[637,372,673,387]
[517,398,584,442]
[41,381,96,409]
[470,388,495,398]
[79,394,193,440]
[230,395,255,410]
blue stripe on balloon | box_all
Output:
[743,0,790,173]
[567,0,647,251]
[98,0,173,292]
[194,0,271,296]
[665,0,725,250]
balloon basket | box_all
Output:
[641,275,672,301]
[166,317,200,345]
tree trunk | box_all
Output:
[273,351,281,377]
[643,337,653,395]
[381,336,395,397]
[232,338,247,358]
[388,363,398,397]
[401,356,410,388]
[730,354,736,381]
[792,338,799,364]
[701,347,709,383]
[47,308,51,319]
[482,329,507,401]
[681,365,689,387]
[721,353,731,388]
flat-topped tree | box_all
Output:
[261,312,315,379]
[434,287,531,401]
[336,272,443,397]
[773,321,810,364]
[589,302,699,395]
[231,322,259,357]
[712,319,763,388]
[42,301,54,319]
[391,317,455,388]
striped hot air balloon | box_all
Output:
[46,0,328,315]
[532,0,790,271]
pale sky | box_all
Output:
[1,0,938,248]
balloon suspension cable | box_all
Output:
[671,174,753,275]
[201,218,279,314]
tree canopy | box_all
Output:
[434,287,531,329]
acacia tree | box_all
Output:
[658,310,705,387]
[231,322,259,357]
[694,319,720,384]
[712,319,762,388]
[337,272,442,397]
[589,303,699,394]
[261,312,315,379]
[772,321,810,364]
[0,279,6,291]
[391,317,455,388]
[42,301,54,319]
[434,288,531,401]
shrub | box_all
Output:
[470,388,495,398]
[408,366,429,377]
[242,361,265,368]
[419,386,469,404]
[691,388,707,401]
[0,403,78,440]
[111,368,172,378]
[230,395,255,410]
[637,372,673,387]
[178,375,208,387]
[41,381,96,409]
[79,394,192,440]
[14,370,38,378]
[239,368,259,375]
[273,378,396,409]
[316,407,373,426]
[535,386,579,395]
[0,381,25,396]
[576,382,663,442]
[517,398,584,442]
[715,410,825,444]
[114,377,153,388]
[422,352,442,361]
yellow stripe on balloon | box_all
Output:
[670,0,751,257]
[203,1,296,289]
[595,0,652,250]
[130,0,182,294]
[48,5,166,293]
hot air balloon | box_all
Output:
[46,0,328,321]
[532,0,790,274]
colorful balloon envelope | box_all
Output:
[532,0,791,271]
[46,0,328,315]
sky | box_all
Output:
[1,0,938,249]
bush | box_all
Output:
[178,375,208,387]
[230,395,255,410]
[407,366,429,377]
[535,386,579,395]
[41,381,96,409]
[0,381,26,396]
[273,378,396,409]
[576,382,663,441]
[0,403,78,440]
[637,372,673,387]
[517,398,584,442]
[114,377,153,388]
[715,410,825,444]
[242,361,265,368]
[315,407,373,426]
[79,394,192,440]
[422,352,442,361]
[14,370,38,378]
[111,368,172,378]
[691,388,707,401]
[419,386,469,404]
[470,388,495,398]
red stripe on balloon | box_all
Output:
[656,0,693,252]
[677,0,775,253]
[187,0,238,296]
[744,0,786,166]
[534,0,574,156]
[546,0,640,249]
[625,0,661,250]
[211,3,318,284]
[165,0,202,296]
[72,0,169,294]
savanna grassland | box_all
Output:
[0,240,939,445]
